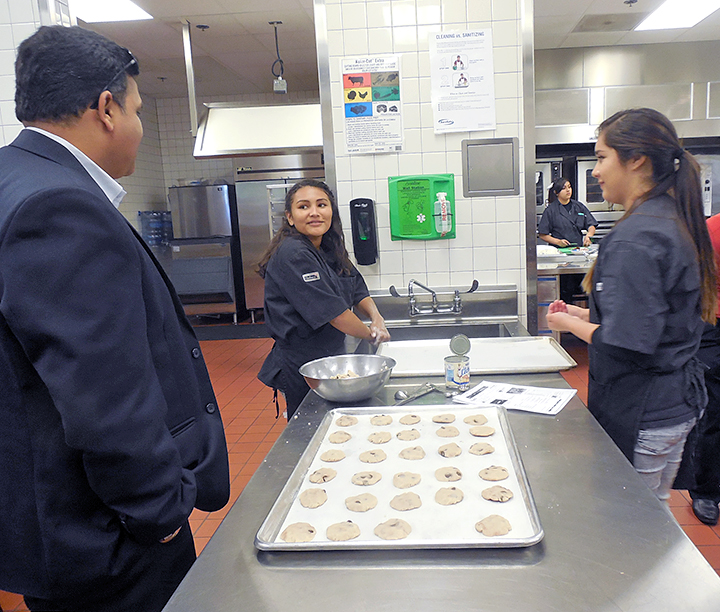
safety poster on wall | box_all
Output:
[341,55,403,155]
[429,30,496,134]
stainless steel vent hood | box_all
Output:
[193,103,323,158]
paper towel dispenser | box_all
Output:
[461,137,520,197]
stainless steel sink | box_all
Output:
[384,321,526,341]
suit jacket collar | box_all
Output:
[10,128,88,175]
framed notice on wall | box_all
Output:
[429,30,496,134]
[341,55,403,155]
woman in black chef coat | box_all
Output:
[546,108,717,502]
[538,178,597,247]
[257,179,390,419]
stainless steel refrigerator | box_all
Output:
[234,152,324,314]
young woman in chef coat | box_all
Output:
[257,179,390,419]
[546,108,717,501]
[537,178,597,247]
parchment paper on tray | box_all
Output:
[255,405,543,551]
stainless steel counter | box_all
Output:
[162,373,720,612]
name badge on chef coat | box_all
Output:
[595,282,603,292]
[303,272,321,282]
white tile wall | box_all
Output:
[324,0,527,317]
[0,0,39,147]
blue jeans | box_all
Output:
[633,418,697,501]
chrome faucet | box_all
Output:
[406,279,462,317]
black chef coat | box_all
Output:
[587,194,706,460]
[537,198,597,245]
[258,235,370,417]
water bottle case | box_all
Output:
[388,174,456,240]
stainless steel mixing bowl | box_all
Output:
[299,354,396,402]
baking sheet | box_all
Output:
[255,405,543,551]
[376,336,576,377]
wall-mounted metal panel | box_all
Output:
[605,84,692,121]
[710,83,720,119]
[583,47,644,87]
[534,49,583,90]
[535,89,589,126]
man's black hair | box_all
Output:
[15,26,140,123]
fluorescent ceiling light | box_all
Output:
[70,0,152,23]
[635,0,720,30]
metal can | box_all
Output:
[444,355,470,390]
[445,334,471,390]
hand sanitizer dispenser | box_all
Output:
[350,198,379,265]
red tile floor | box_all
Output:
[1,333,719,610]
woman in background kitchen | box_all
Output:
[538,177,597,247]
[257,179,390,419]
[546,108,717,502]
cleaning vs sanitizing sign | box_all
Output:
[429,30,496,134]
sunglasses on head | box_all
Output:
[90,48,138,108]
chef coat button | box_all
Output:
[191,348,201,359]
[205,402,216,414]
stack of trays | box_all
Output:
[255,405,544,550]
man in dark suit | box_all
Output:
[0,26,230,612]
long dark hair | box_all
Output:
[547,178,569,204]
[582,108,716,322]
[257,179,354,278]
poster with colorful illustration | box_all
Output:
[342,55,403,154]
[429,30,496,133]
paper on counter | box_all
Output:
[453,380,576,416]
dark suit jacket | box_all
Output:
[0,130,230,599]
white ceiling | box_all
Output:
[82,0,720,99]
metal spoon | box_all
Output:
[392,383,438,405]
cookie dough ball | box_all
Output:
[371,415,393,426]
[436,425,460,438]
[390,491,422,511]
[359,449,387,463]
[280,522,316,543]
[438,442,462,458]
[479,465,509,481]
[469,442,495,456]
[399,446,425,460]
[481,485,514,502]
[469,425,495,437]
[463,414,488,426]
[309,467,337,483]
[328,431,351,444]
[435,466,462,482]
[397,429,420,441]
[335,415,358,427]
[399,414,421,425]
[393,471,421,489]
[298,488,328,509]
[327,521,361,541]
[321,449,346,462]
[345,493,378,512]
[435,487,464,506]
[374,518,412,540]
[433,413,456,423]
[475,514,512,536]
[351,471,382,486]
[368,431,392,444]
